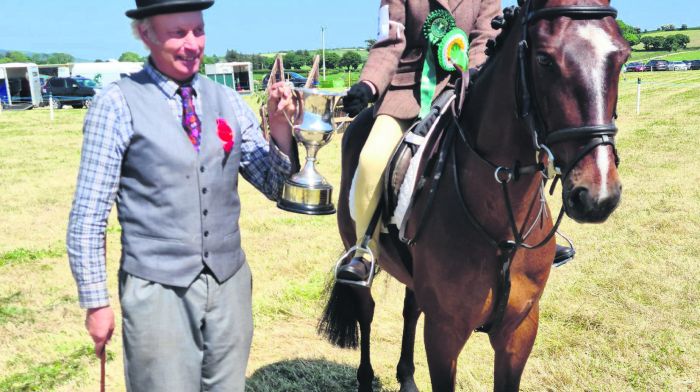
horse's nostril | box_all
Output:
[569,187,591,212]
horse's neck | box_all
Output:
[464,27,534,165]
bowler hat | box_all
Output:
[126,0,214,19]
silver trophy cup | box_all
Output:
[278,87,347,215]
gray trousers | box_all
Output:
[119,263,253,392]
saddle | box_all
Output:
[381,89,457,230]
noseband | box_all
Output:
[517,2,619,181]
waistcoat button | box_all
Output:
[202,187,208,194]
[204,231,209,237]
[204,251,209,258]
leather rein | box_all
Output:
[405,1,620,332]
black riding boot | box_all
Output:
[553,243,575,267]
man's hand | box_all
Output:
[85,306,115,357]
[343,82,376,117]
[267,81,298,155]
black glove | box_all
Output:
[343,82,375,117]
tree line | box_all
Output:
[0,51,74,65]
[617,20,691,52]
[117,48,366,73]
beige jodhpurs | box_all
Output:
[352,115,411,254]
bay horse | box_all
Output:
[319,0,630,391]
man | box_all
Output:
[338,0,574,283]
[66,0,297,390]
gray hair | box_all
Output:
[131,17,160,46]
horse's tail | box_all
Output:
[317,279,359,349]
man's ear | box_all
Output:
[138,26,152,46]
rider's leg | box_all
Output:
[337,115,410,282]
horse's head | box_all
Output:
[517,0,629,223]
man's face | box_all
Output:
[143,12,205,81]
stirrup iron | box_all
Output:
[334,242,377,288]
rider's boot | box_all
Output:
[336,207,382,286]
[553,244,575,267]
[553,235,576,268]
[337,250,372,282]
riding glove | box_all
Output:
[343,82,375,117]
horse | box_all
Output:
[318,0,630,391]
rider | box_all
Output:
[338,0,575,283]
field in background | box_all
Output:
[0,71,698,391]
[629,28,700,62]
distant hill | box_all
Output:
[629,29,700,62]
[638,28,700,47]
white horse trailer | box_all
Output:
[205,62,254,94]
[0,63,43,109]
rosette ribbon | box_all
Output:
[419,9,470,119]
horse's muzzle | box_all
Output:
[563,183,621,223]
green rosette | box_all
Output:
[437,28,469,72]
[422,9,455,45]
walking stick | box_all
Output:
[100,348,106,392]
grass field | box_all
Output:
[0,70,698,391]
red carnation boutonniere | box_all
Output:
[216,118,234,154]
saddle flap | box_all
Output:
[382,90,456,225]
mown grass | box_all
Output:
[0,71,698,391]
[0,346,113,392]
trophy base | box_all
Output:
[277,181,335,215]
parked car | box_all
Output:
[261,71,317,89]
[668,61,689,71]
[625,62,645,72]
[44,76,97,109]
[643,59,669,71]
[688,60,700,70]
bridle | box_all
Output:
[517,1,620,184]
[444,1,621,331]
[401,1,621,331]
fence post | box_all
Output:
[49,94,54,122]
[636,78,641,115]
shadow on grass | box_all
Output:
[246,358,383,392]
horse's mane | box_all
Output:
[472,5,522,82]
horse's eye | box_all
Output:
[536,53,554,67]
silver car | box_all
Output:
[669,61,689,71]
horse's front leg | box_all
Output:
[353,286,376,392]
[396,287,422,392]
[424,315,472,392]
[488,302,540,392]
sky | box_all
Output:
[2,0,698,61]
